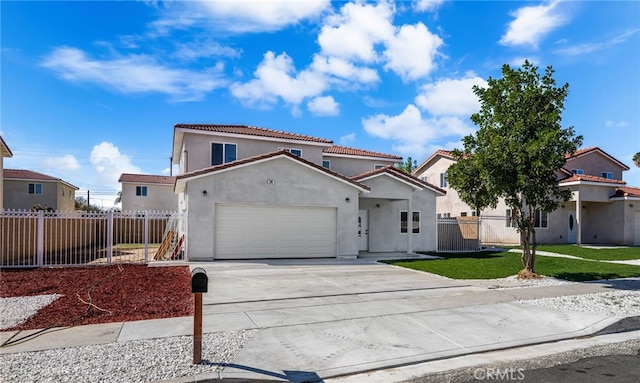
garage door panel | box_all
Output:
[215,204,337,259]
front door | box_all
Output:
[567,210,576,243]
[358,210,368,251]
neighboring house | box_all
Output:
[118,173,178,211]
[3,169,78,211]
[1,136,12,211]
[413,146,640,246]
[172,124,445,260]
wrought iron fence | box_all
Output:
[0,210,185,268]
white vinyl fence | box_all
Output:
[0,210,185,268]
[436,216,520,252]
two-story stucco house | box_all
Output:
[0,136,13,211]
[118,173,178,211]
[171,124,445,260]
[3,169,78,211]
[413,146,640,246]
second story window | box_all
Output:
[440,172,448,188]
[211,142,237,166]
[136,186,148,196]
[601,172,613,180]
[322,160,330,169]
[280,148,302,157]
[571,169,584,175]
[374,164,385,170]
[28,183,42,195]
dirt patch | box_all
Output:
[0,264,193,331]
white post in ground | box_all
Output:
[36,211,44,267]
[106,210,113,265]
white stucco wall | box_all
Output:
[122,183,178,211]
[183,157,361,260]
[324,156,399,177]
[181,132,327,172]
[358,175,439,252]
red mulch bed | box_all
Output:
[0,264,194,331]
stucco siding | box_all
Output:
[181,132,326,172]
[325,156,398,177]
[122,183,178,211]
[565,152,625,180]
[4,180,59,210]
[0,156,3,210]
[184,157,360,260]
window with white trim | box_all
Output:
[374,164,385,170]
[601,172,613,180]
[400,211,408,233]
[412,211,420,234]
[136,186,148,196]
[534,210,548,228]
[506,209,517,227]
[571,169,584,175]
[211,142,237,166]
[28,183,42,195]
[440,172,448,187]
[280,148,302,157]
[460,212,467,217]
[322,160,330,169]
[421,176,428,182]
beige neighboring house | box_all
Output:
[118,173,178,212]
[1,136,13,211]
[172,123,445,260]
[3,169,78,211]
[413,146,640,246]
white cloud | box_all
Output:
[310,55,379,84]
[499,1,568,47]
[362,104,473,158]
[307,95,340,116]
[415,73,487,116]
[318,1,395,62]
[89,142,141,189]
[340,133,356,145]
[383,22,444,81]
[413,0,446,13]
[605,120,629,128]
[173,40,242,61]
[196,0,330,33]
[554,28,640,56]
[41,47,227,101]
[43,154,81,171]
[230,51,328,108]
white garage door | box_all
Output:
[635,212,640,246]
[215,204,337,259]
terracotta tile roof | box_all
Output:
[412,149,455,175]
[323,145,402,160]
[175,150,370,192]
[1,135,12,157]
[174,124,333,144]
[558,173,626,185]
[3,169,78,189]
[118,173,175,185]
[612,187,640,198]
[352,165,446,195]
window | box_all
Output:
[211,142,237,165]
[534,210,548,228]
[400,211,408,233]
[136,186,148,196]
[506,209,517,227]
[460,212,467,217]
[374,164,385,170]
[280,148,302,157]
[421,176,428,182]
[28,183,42,195]
[471,211,477,217]
[62,188,65,197]
[442,212,451,219]
[437,213,441,219]
[322,160,331,169]
[412,211,420,234]
[571,169,584,175]
[602,172,613,180]
[440,172,448,188]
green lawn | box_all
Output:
[386,250,640,282]
[534,244,640,261]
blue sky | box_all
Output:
[2,0,639,209]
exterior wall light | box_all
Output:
[345,197,351,203]
[202,190,208,197]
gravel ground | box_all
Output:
[0,295,62,330]
[515,290,640,316]
[465,275,574,289]
[0,329,258,383]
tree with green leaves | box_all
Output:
[396,156,417,173]
[633,152,640,168]
[448,61,582,278]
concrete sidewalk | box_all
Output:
[2,257,639,382]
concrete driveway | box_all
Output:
[167,257,622,382]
